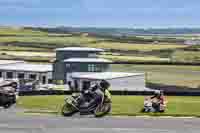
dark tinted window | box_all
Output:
[29,74,37,80]
[42,76,46,84]
[18,73,25,79]
[6,72,13,79]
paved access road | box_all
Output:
[0,109,200,133]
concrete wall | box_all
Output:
[70,74,146,92]
[108,75,146,91]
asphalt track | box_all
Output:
[0,108,200,133]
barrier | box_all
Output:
[111,61,200,66]
[146,82,200,92]
[19,90,72,96]
[19,90,200,96]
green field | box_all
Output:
[100,55,170,63]
[0,27,187,51]
[0,51,55,57]
[0,28,191,64]
[0,46,49,51]
[172,50,200,63]
[0,27,47,36]
[0,36,186,52]
[88,42,186,52]
[112,64,200,88]
[0,36,99,44]
[17,95,200,117]
[0,28,191,63]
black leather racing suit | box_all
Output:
[79,86,104,111]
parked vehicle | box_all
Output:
[61,89,112,117]
[0,80,18,109]
[141,96,166,113]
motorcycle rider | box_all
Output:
[68,81,91,107]
[80,80,110,112]
[150,90,165,112]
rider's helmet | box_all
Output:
[154,90,161,97]
[90,82,98,91]
[99,80,110,90]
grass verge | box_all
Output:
[17,95,200,117]
[100,55,170,63]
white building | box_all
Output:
[0,60,52,85]
[71,72,151,91]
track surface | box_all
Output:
[0,108,200,133]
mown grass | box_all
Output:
[0,36,187,52]
[0,51,55,57]
[0,36,98,44]
[136,34,200,40]
[88,42,187,52]
[172,50,200,63]
[0,27,47,36]
[0,54,53,62]
[100,55,170,62]
[17,95,200,117]
[111,64,200,88]
[0,27,191,53]
[0,46,49,52]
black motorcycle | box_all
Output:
[61,90,112,117]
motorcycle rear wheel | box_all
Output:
[94,102,111,117]
[61,103,77,116]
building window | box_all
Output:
[88,64,96,72]
[42,76,46,84]
[29,74,37,80]
[6,72,13,79]
[66,64,71,68]
[18,73,25,79]
[95,64,101,72]
[88,64,101,72]
[88,53,97,58]
[66,64,72,71]
[0,71,2,78]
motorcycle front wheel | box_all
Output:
[3,102,12,109]
[61,102,77,116]
[94,102,111,117]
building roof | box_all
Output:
[0,60,25,65]
[55,47,104,52]
[71,72,144,80]
[0,62,52,72]
[64,58,112,63]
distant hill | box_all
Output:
[24,26,200,36]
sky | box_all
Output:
[0,0,200,28]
